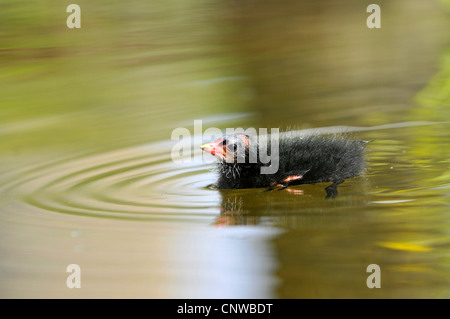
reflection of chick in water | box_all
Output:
[213,187,305,227]
[213,180,370,227]
[214,190,259,227]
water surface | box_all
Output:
[1,0,449,298]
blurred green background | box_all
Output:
[1,0,448,154]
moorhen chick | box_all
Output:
[201,132,368,198]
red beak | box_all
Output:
[201,138,225,157]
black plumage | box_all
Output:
[201,132,367,198]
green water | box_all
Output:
[1,0,449,298]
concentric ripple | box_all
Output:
[1,121,446,224]
[0,140,220,222]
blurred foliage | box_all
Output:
[414,50,450,121]
[1,0,449,155]
[0,1,247,154]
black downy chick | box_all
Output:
[201,132,368,198]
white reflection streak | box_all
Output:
[170,226,283,299]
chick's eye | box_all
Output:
[226,143,238,152]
